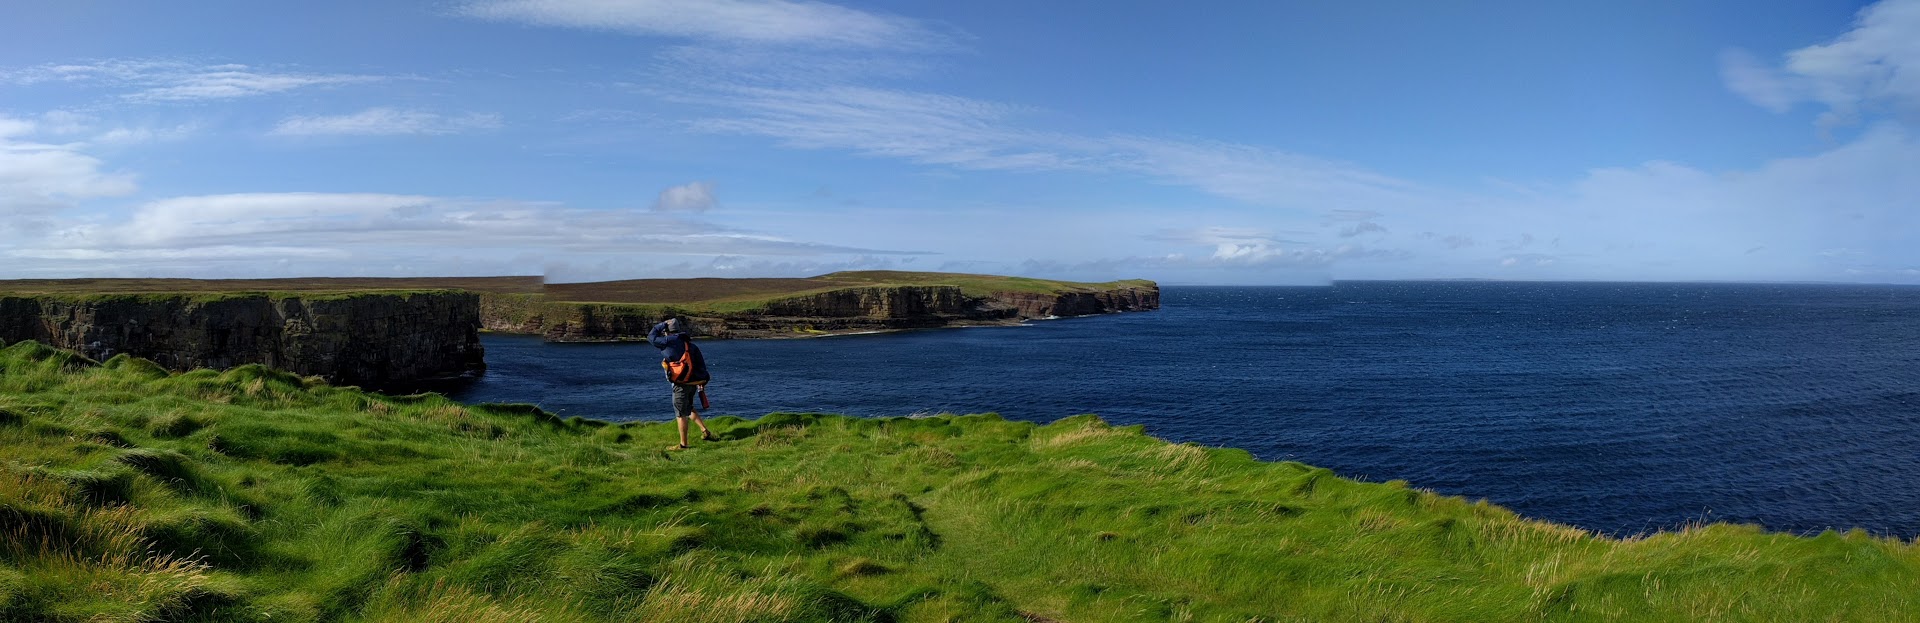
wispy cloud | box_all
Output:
[682,81,1420,210]
[1721,0,1920,127]
[271,108,503,136]
[91,124,198,145]
[460,0,956,50]
[3,59,382,102]
[492,2,1420,215]
[11,110,197,146]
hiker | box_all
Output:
[649,317,716,449]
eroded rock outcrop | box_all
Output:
[0,292,484,386]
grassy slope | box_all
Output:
[3,342,1916,622]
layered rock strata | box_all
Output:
[0,292,484,386]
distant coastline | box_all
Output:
[0,271,1158,384]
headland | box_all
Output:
[514,271,1161,341]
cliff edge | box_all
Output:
[0,290,485,386]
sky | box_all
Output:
[2,0,1917,285]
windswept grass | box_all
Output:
[2,339,1916,621]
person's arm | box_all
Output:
[648,321,675,349]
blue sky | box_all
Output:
[2,0,1916,284]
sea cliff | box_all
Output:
[0,291,484,386]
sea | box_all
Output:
[443,282,1920,538]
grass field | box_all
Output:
[4,340,1914,622]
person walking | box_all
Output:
[648,317,716,449]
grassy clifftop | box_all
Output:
[3,341,1916,622]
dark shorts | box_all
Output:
[672,383,700,418]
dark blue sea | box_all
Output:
[444,282,1920,538]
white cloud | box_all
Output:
[93,124,197,145]
[1130,225,1390,268]
[460,0,952,50]
[1499,254,1557,268]
[7,191,927,277]
[36,110,93,135]
[3,59,381,102]
[651,181,717,212]
[0,111,195,146]
[0,116,138,218]
[115,192,443,246]
[1721,49,1800,114]
[1722,0,1920,124]
[271,108,503,136]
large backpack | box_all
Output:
[662,340,708,386]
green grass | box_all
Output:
[2,340,1916,622]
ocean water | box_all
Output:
[443,282,1920,538]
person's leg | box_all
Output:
[689,412,714,440]
[671,384,695,448]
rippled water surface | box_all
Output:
[446,282,1920,537]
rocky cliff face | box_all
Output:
[0,292,484,386]
[759,286,976,318]
[494,282,1160,341]
[478,293,551,334]
[992,285,1160,318]
[536,304,664,342]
